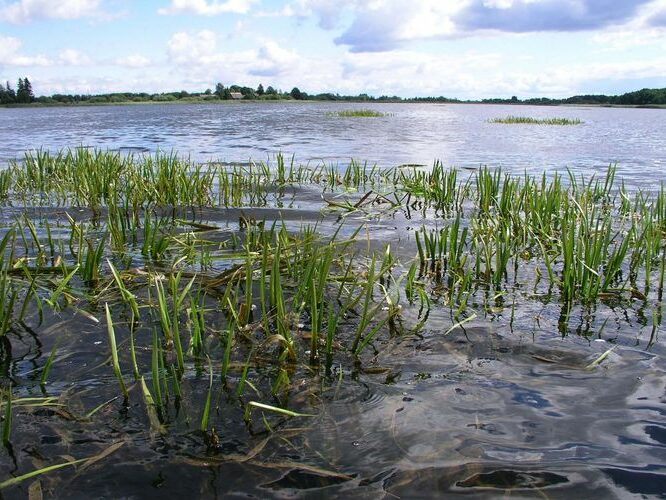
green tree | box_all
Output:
[240,86,256,99]
[256,83,265,95]
[214,82,225,99]
[290,87,305,100]
[0,81,16,104]
[266,85,276,95]
[16,77,34,103]
[24,78,34,101]
[16,78,26,103]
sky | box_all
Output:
[0,0,665,99]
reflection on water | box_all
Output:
[277,320,666,498]
[1,102,665,185]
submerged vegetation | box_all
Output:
[490,116,583,125]
[0,148,664,493]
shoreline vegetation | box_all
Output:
[1,77,666,108]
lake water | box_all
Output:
[1,102,665,186]
[2,102,666,498]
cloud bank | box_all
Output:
[0,0,104,23]
[333,0,659,52]
[158,0,258,16]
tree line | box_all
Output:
[0,78,35,104]
[1,77,665,106]
[478,87,666,106]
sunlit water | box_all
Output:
[1,102,665,186]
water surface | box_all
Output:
[1,102,665,185]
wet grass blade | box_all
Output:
[39,343,58,387]
[201,356,213,432]
[246,401,314,418]
[0,457,88,490]
[45,264,79,309]
[105,303,128,400]
[585,346,616,370]
[443,313,478,336]
[140,376,166,434]
[2,386,11,445]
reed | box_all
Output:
[0,230,17,336]
[105,303,128,400]
[490,116,582,125]
[39,343,58,387]
[2,385,11,445]
[0,169,11,200]
[329,109,390,118]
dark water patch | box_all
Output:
[115,146,150,153]
[384,464,612,498]
[645,425,666,445]
[143,136,166,143]
[455,469,570,489]
[603,467,666,498]
[261,469,352,490]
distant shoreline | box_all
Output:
[2,100,664,110]
[3,79,665,109]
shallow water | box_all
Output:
[1,197,666,498]
[1,102,665,186]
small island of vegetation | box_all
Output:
[489,116,583,125]
[328,109,391,118]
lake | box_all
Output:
[1,102,666,498]
[1,102,665,186]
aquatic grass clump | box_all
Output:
[9,148,216,210]
[0,169,10,200]
[490,116,582,125]
[329,109,390,118]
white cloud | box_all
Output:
[0,35,50,66]
[590,0,666,50]
[113,54,152,68]
[158,0,258,16]
[337,49,504,96]
[162,30,661,99]
[58,48,91,66]
[0,0,103,23]
[248,41,300,77]
[592,27,666,50]
[334,1,467,52]
[163,31,334,91]
[260,0,358,29]
[167,30,222,65]
[31,75,174,95]
[23,40,666,99]
[328,0,659,52]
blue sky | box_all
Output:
[0,0,665,99]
